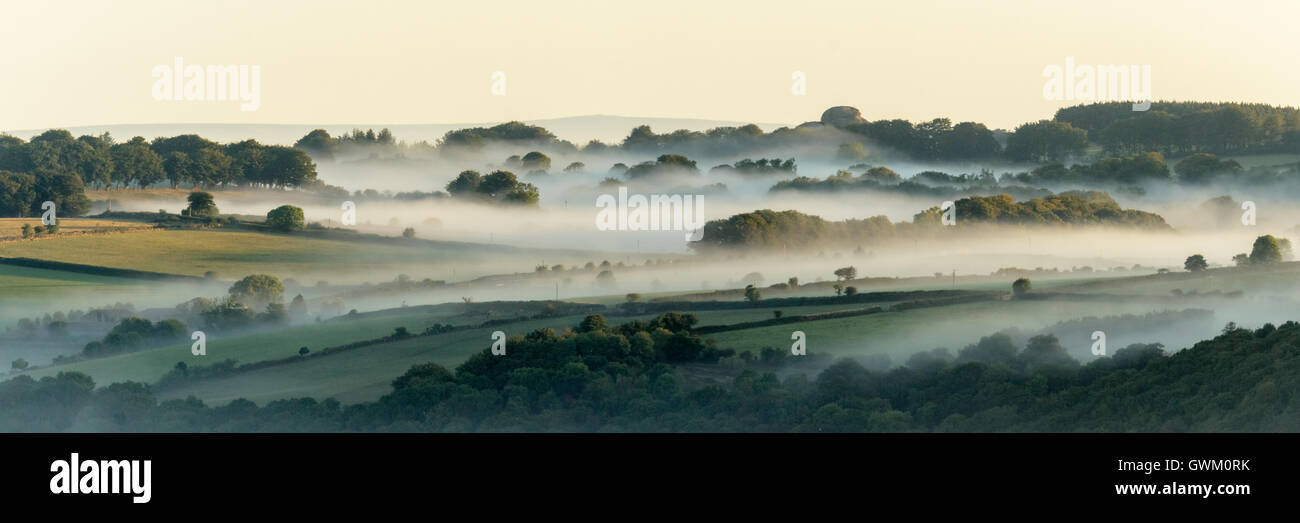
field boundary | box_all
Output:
[618,289,999,315]
[693,306,887,334]
[150,309,600,393]
[0,225,153,244]
[0,257,203,281]
[692,291,1005,334]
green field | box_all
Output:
[687,303,897,325]
[0,229,475,279]
[0,217,153,240]
[143,296,1173,406]
[630,272,1133,304]
[18,308,477,385]
[703,299,1181,361]
[0,263,211,342]
[8,251,1291,410]
[0,264,170,365]
[153,314,611,404]
[0,226,611,287]
[0,263,142,294]
[1054,263,1300,297]
[10,300,855,389]
[0,264,191,315]
[153,308,822,406]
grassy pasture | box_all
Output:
[0,228,497,280]
[144,297,1164,406]
[13,257,1291,409]
[17,308,476,385]
[702,299,1180,362]
[0,217,153,240]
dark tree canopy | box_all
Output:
[265,205,305,232]
[445,170,538,206]
[186,191,219,218]
[1005,120,1089,162]
[228,274,285,306]
[1012,278,1031,297]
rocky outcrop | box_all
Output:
[820,106,866,127]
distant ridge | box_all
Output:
[3,115,790,147]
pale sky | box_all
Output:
[2,0,1297,132]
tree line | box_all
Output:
[289,115,1009,164]
[921,191,1169,228]
[771,150,1298,199]
[0,130,318,217]
[708,158,796,177]
[284,102,1300,175]
[1054,101,1300,156]
[291,127,455,162]
[690,191,1167,252]
[444,170,540,205]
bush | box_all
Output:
[83,317,188,357]
[228,274,285,305]
[186,191,220,218]
[1012,278,1031,297]
[265,205,305,232]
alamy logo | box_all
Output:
[341,201,357,226]
[191,331,206,355]
[1043,56,1151,111]
[595,187,705,241]
[152,57,261,111]
[50,453,151,504]
[491,71,507,96]
[41,201,57,225]
[491,331,506,356]
[1091,331,1107,356]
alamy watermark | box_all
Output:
[341,201,357,226]
[491,71,507,96]
[152,57,261,111]
[491,331,506,355]
[41,201,56,225]
[50,453,151,504]
[1092,330,1106,356]
[596,187,705,241]
[191,331,206,355]
[1043,57,1151,111]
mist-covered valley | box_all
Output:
[13,3,1300,510]
[5,100,1300,438]
[8,109,1300,372]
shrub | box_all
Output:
[1012,278,1031,297]
[265,205,305,232]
